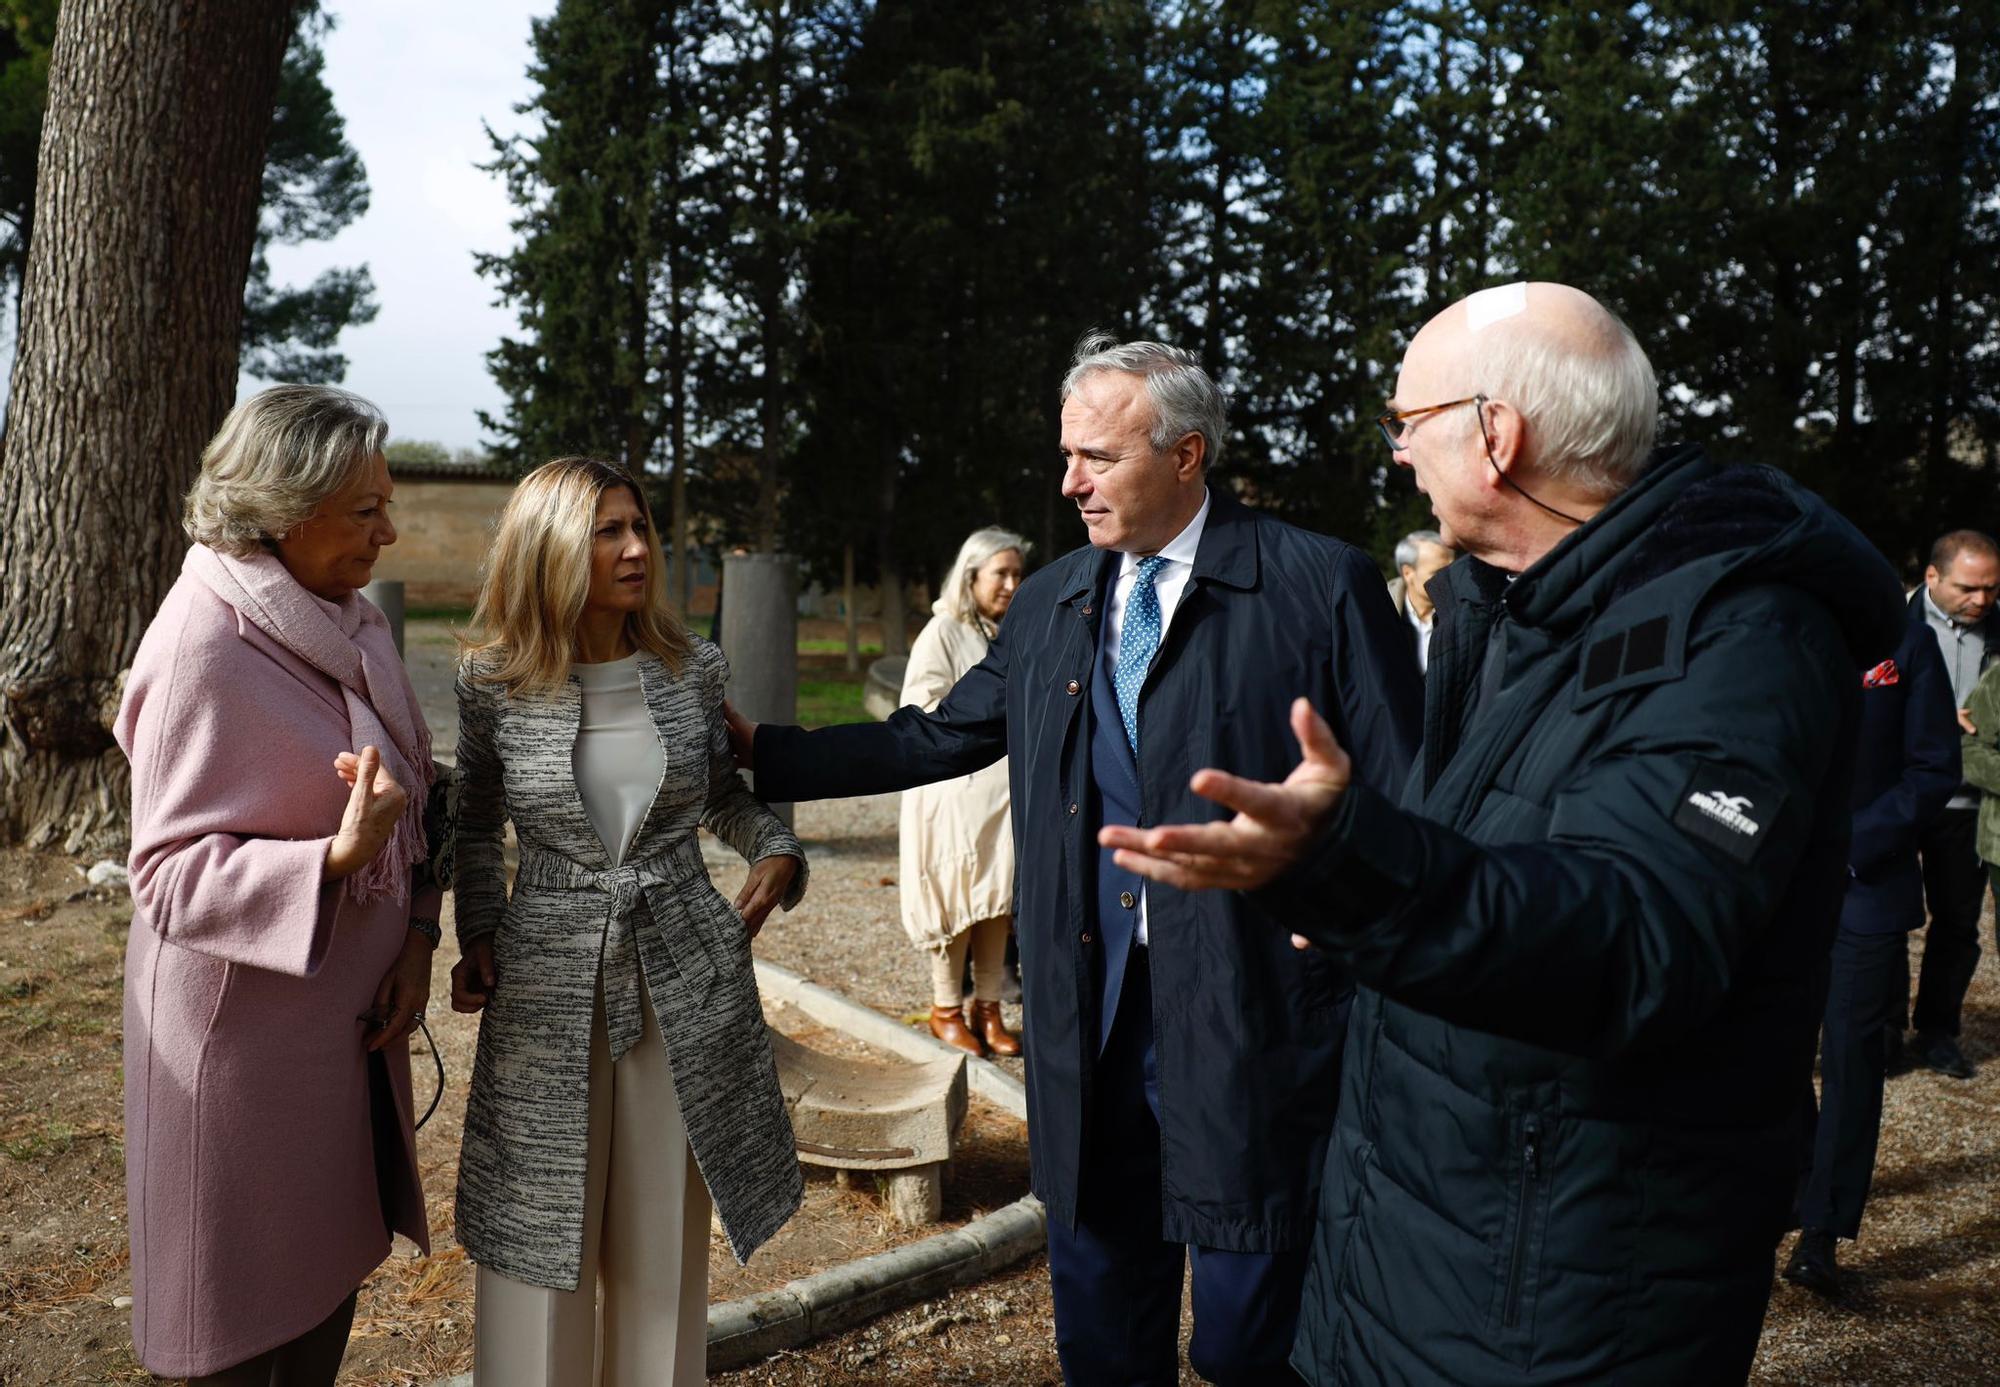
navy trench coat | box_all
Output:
[757,487,1419,1251]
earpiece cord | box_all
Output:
[414,1016,445,1131]
[1476,393,1588,527]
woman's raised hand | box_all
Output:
[326,745,408,880]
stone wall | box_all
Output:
[370,478,514,607]
[372,476,725,614]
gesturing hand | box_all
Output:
[722,700,758,771]
[733,854,799,938]
[326,746,408,881]
[1098,698,1352,892]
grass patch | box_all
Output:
[798,676,869,728]
[798,638,884,657]
[2,1121,77,1162]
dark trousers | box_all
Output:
[1047,949,1308,1387]
[1913,807,1990,1037]
[188,1288,359,1387]
[1800,928,1906,1239]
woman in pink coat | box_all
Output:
[115,385,438,1385]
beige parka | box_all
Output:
[897,605,1014,951]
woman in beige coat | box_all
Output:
[900,527,1028,1055]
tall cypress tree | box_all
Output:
[479,0,717,481]
[788,0,1159,646]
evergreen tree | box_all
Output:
[787,0,1159,650]
[1223,0,1417,549]
[0,0,57,307]
[0,2,374,380]
[0,0,297,848]
[700,0,832,551]
[479,0,720,495]
[238,9,377,382]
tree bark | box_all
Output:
[0,0,295,851]
[842,540,859,673]
[876,430,907,658]
[664,15,694,614]
[752,0,792,554]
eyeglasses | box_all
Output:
[1376,396,1482,452]
[1376,392,1588,527]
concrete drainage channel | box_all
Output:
[433,960,1044,1384]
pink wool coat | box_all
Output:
[116,567,434,1377]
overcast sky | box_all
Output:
[241,0,551,450]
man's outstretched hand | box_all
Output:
[723,700,758,770]
[1098,698,1351,893]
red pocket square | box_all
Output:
[1863,659,1900,687]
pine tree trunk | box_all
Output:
[842,541,859,673]
[664,25,693,616]
[876,438,907,658]
[0,0,294,852]
[752,0,791,553]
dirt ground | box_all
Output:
[2,827,1998,1385]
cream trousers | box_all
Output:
[930,914,1011,1009]
[473,977,710,1387]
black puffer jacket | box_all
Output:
[1266,445,1904,1384]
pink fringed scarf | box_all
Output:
[185,544,435,905]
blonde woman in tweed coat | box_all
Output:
[449,458,806,1387]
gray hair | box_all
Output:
[936,525,1031,631]
[1061,330,1227,471]
[184,385,388,557]
[1471,308,1658,497]
[1394,529,1445,572]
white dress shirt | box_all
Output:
[1407,602,1435,674]
[1102,488,1211,945]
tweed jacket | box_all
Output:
[453,637,806,1288]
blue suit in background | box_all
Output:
[1797,616,1959,1244]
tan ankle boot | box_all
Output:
[971,1000,1021,1056]
[930,1004,985,1056]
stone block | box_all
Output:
[770,1027,967,1172]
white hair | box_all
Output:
[936,525,1030,631]
[1468,307,1658,497]
[1061,330,1227,471]
[1395,530,1444,571]
[184,385,388,556]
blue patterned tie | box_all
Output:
[1114,555,1169,754]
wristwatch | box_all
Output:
[408,916,442,949]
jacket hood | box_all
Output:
[1496,443,1904,669]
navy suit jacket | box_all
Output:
[756,487,1420,1251]
[1845,615,1960,932]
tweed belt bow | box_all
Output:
[514,838,720,1061]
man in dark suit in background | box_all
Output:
[1385,528,1453,676]
[1785,614,1960,1294]
[730,332,1420,1385]
[1906,529,2000,1077]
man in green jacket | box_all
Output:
[1106,282,1905,1384]
[1964,659,2000,930]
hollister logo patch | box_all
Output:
[1863,659,1899,687]
[1674,764,1784,864]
